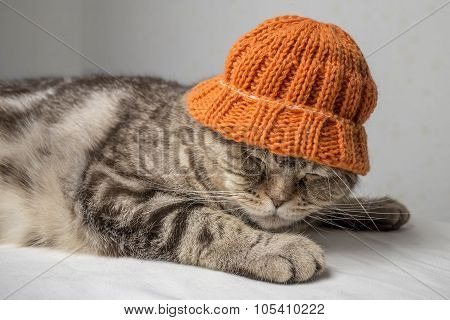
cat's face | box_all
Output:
[209,139,358,230]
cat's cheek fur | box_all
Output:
[276,203,311,221]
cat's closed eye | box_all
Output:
[297,173,322,189]
[304,173,322,181]
[241,156,265,177]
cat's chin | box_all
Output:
[247,214,297,230]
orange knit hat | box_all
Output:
[186,15,377,175]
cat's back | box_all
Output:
[0,75,186,162]
[0,76,136,187]
[0,75,187,247]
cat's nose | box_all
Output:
[271,198,285,208]
[265,174,294,209]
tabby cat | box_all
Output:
[0,76,409,283]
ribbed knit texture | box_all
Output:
[186,15,377,175]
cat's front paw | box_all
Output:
[249,235,324,283]
[369,197,410,231]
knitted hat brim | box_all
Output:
[186,75,370,175]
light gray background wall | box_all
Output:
[1,0,449,218]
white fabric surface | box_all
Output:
[1,215,449,299]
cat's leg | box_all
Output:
[315,197,410,231]
[175,208,325,283]
[79,168,324,283]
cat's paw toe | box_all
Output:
[253,236,325,283]
[258,255,298,283]
[287,237,325,282]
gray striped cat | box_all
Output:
[0,76,409,283]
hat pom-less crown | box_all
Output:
[186,15,378,174]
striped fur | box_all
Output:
[0,76,409,283]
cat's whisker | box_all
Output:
[318,213,386,221]
[308,215,352,231]
[330,199,397,207]
[322,205,408,215]
[326,175,332,202]
[301,218,329,240]
[316,210,365,224]
[330,170,379,232]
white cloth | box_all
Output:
[1,215,449,299]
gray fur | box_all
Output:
[0,76,409,283]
